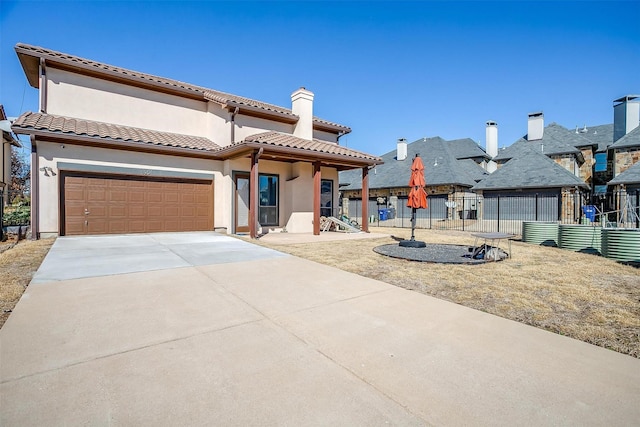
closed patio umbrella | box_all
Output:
[401,154,428,247]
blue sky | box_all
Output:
[1,1,639,158]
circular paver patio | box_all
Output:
[373,243,490,264]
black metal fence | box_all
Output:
[344,190,640,236]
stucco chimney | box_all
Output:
[397,138,408,161]
[613,95,640,142]
[527,112,544,141]
[485,120,498,173]
[291,87,314,140]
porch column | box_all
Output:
[313,162,321,235]
[249,149,260,239]
[361,166,369,233]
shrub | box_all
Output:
[2,205,31,226]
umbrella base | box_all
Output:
[399,240,426,248]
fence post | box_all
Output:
[636,190,639,229]
[497,195,500,233]
[0,187,4,242]
[462,197,465,231]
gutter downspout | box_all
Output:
[230,106,239,144]
[30,135,39,239]
[39,58,47,113]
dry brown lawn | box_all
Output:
[255,227,640,358]
[0,238,55,328]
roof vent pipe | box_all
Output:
[397,138,407,161]
[528,112,544,141]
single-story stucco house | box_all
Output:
[10,43,382,239]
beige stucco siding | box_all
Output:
[233,115,294,142]
[313,129,339,143]
[45,68,209,137]
[35,141,222,236]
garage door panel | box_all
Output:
[110,190,127,202]
[88,189,107,201]
[109,206,127,217]
[65,188,85,201]
[165,193,179,203]
[108,221,127,234]
[129,221,146,233]
[148,192,163,203]
[87,220,107,234]
[164,206,179,216]
[129,191,145,203]
[63,174,213,236]
[146,221,164,232]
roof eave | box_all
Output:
[11,127,220,160]
[313,120,352,134]
[215,141,382,169]
[16,45,205,101]
[223,101,299,124]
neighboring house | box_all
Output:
[1,105,22,206]
[10,43,381,238]
[339,136,488,219]
[493,113,591,183]
[472,146,589,221]
[340,136,488,198]
[609,160,640,193]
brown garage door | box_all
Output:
[62,173,214,235]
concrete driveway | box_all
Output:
[1,232,639,426]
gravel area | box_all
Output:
[374,243,491,264]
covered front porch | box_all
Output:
[217,132,382,238]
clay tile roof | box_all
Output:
[204,90,297,119]
[15,43,207,96]
[241,131,381,161]
[16,43,351,133]
[12,112,220,151]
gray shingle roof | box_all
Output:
[608,160,640,185]
[339,137,482,190]
[544,122,597,149]
[573,124,613,152]
[473,147,589,191]
[609,126,640,149]
[494,123,583,162]
[447,138,490,160]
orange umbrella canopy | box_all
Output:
[407,155,428,209]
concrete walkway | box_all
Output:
[1,232,638,426]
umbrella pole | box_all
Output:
[410,207,416,241]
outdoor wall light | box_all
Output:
[39,166,57,177]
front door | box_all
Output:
[235,173,250,233]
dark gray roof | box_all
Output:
[544,122,597,149]
[339,136,481,190]
[447,138,490,160]
[473,147,589,191]
[573,124,613,152]
[458,158,489,182]
[609,125,640,149]
[494,123,583,162]
[608,160,640,185]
